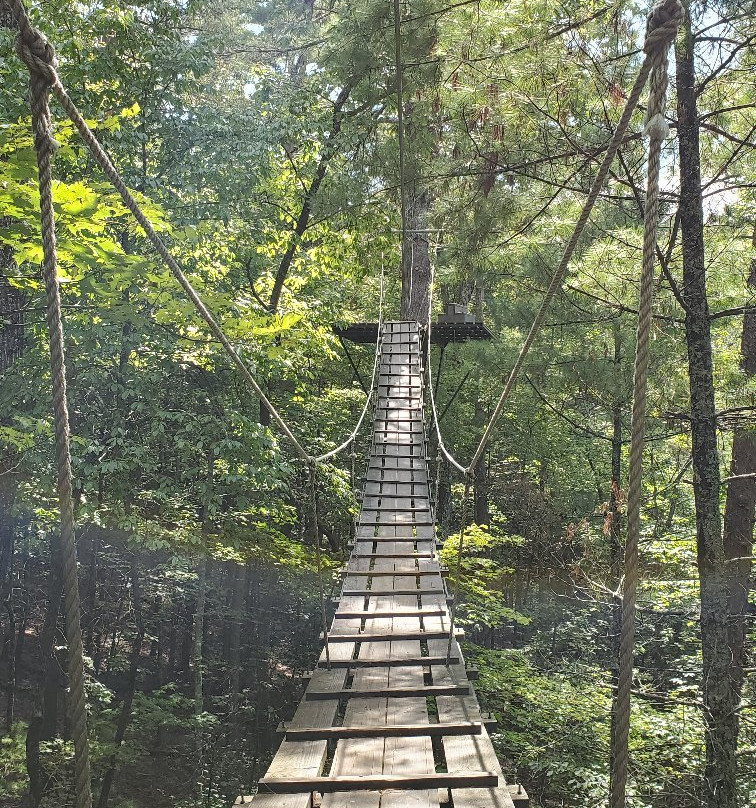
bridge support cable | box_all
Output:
[248,322,520,806]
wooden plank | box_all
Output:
[367,456,426,469]
[282,722,482,741]
[350,542,437,552]
[377,590,436,808]
[333,608,445,618]
[306,685,469,700]
[323,630,461,643]
[350,553,435,560]
[341,569,444,577]
[249,666,348,808]
[425,638,516,808]
[316,655,460,668]
[362,497,430,510]
[363,482,427,496]
[341,589,448,597]
[359,515,433,526]
[351,541,437,547]
[259,772,497,793]
[355,525,434,537]
[324,559,395,808]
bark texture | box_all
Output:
[399,186,433,323]
[676,10,737,806]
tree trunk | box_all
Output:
[83,526,100,659]
[192,553,208,760]
[26,531,64,806]
[96,556,144,808]
[399,185,433,323]
[675,11,733,806]
[720,233,756,790]
[228,564,245,713]
[192,450,214,786]
[473,396,489,525]
[268,84,353,313]
[608,397,623,788]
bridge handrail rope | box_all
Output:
[445,475,473,665]
[424,0,683,485]
[314,261,385,462]
[425,292,467,475]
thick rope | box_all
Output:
[4,6,93,807]
[445,475,473,665]
[425,283,467,475]
[308,461,331,669]
[610,3,682,805]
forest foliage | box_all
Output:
[0,1,753,807]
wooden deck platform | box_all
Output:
[244,321,519,808]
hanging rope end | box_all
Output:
[643,111,670,140]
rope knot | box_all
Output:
[14,24,57,83]
[643,0,684,55]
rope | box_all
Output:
[445,474,473,665]
[314,262,385,462]
[433,446,443,522]
[610,3,682,805]
[308,461,331,669]
[4,5,93,807]
[425,285,467,475]
[5,0,387,468]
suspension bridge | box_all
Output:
[0,0,683,806]
[247,321,522,807]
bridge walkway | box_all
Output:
[248,321,516,807]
